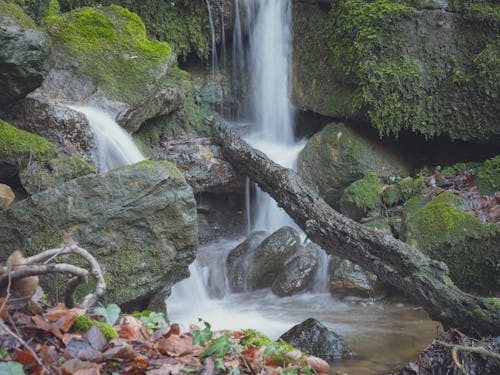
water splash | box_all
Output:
[69,105,145,173]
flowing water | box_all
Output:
[69,105,145,173]
[168,1,438,373]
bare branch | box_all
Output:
[435,340,500,362]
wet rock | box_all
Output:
[297,123,409,208]
[339,172,382,221]
[272,242,322,297]
[0,4,52,104]
[19,156,95,195]
[0,160,198,309]
[150,137,243,194]
[226,231,269,292]
[0,184,15,209]
[279,318,352,362]
[247,227,301,290]
[329,257,381,298]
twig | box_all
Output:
[0,319,53,374]
[434,340,500,362]
[0,261,12,316]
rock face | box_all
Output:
[0,2,52,105]
[291,0,499,143]
[247,227,301,290]
[0,160,198,309]
[0,184,15,209]
[149,137,243,193]
[297,123,409,208]
[329,257,380,298]
[19,156,95,195]
[226,231,269,292]
[401,192,500,293]
[279,318,352,363]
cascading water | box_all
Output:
[69,105,145,173]
[167,1,436,373]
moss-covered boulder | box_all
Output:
[0,160,198,309]
[291,0,499,143]
[0,118,57,178]
[401,192,500,293]
[19,155,95,194]
[0,0,52,104]
[340,172,382,221]
[476,155,500,195]
[297,122,409,208]
[382,176,427,207]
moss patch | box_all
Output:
[73,315,118,339]
[45,5,173,102]
[0,0,39,28]
[340,172,382,220]
[0,119,57,172]
[476,155,500,195]
[402,192,500,292]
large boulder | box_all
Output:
[279,318,352,363]
[0,160,198,309]
[329,256,381,298]
[297,123,409,208]
[19,156,95,195]
[291,0,499,144]
[247,227,301,290]
[226,231,269,292]
[401,192,500,293]
[0,1,52,105]
[0,118,57,179]
[272,242,322,297]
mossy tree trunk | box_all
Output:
[211,123,500,337]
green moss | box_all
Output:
[45,5,173,102]
[341,172,382,213]
[402,192,500,292]
[476,155,500,195]
[0,119,57,171]
[241,329,295,353]
[73,315,118,339]
[0,0,39,28]
[115,160,185,183]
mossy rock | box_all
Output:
[401,192,500,293]
[340,172,382,221]
[19,156,95,194]
[0,119,57,178]
[382,176,426,207]
[476,155,500,195]
[0,0,39,28]
[44,5,173,103]
[297,122,409,208]
[291,0,500,143]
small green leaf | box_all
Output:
[282,368,299,375]
[214,357,226,370]
[0,362,26,375]
[202,333,232,358]
[0,348,8,357]
[263,343,285,359]
[139,311,169,330]
[228,367,240,375]
[181,366,199,373]
[94,303,121,326]
[192,320,212,346]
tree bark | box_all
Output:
[211,122,500,337]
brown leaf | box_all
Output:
[61,358,102,375]
[83,325,107,352]
[145,363,184,375]
[44,307,78,332]
[31,314,63,340]
[119,315,149,341]
[156,334,203,357]
[305,356,329,374]
[13,348,38,366]
[242,345,263,363]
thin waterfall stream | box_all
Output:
[168,1,437,373]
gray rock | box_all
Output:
[329,256,380,298]
[0,12,52,104]
[19,156,95,195]
[0,160,198,309]
[297,123,409,208]
[226,231,269,292]
[151,136,243,193]
[279,318,352,362]
[0,184,15,210]
[247,227,301,290]
[272,242,322,296]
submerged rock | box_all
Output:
[297,123,409,207]
[0,160,198,309]
[0,2,52,104]
[279,318,352,363]
[329,257,381,298]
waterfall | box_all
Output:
[69,105,145,173]
[205,0,219,76]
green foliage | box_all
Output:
[45,5,173,102]
[94,303,121,326]
[0,348,8,357]
[476,155,500,195]
[0,119,57,170]
[241,329,274,347]
[0,362,25,375]
[202,333,234,358]
[342,172,382,212]
[192,319,212,346]
[47,0,60,16]
[0,0,38,28]
[73,315,119,339]
[134,310,169,330]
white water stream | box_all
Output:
[69,105,145,173]
[168,1,437,373]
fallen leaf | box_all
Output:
[119,315,149,341]
[83,325,107,352]
[13,348,38,366]
[31,315,63,340]
[44,307,78,332]
[157,334,203,357]
[61,358,102,375]
[305,356,329,374]
[145,363,184,375]
[242,345,263,363]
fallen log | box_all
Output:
[211,122,499,336]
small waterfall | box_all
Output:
[69,105,145,173]
[205,0,219,76]
[312,249,331,293]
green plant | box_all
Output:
[202,333,242,371]
[94,303,121,326]
[135,311,169,330]
[192,319,212,346]
[73,315,118,339]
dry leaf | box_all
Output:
[305,355,329,374]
